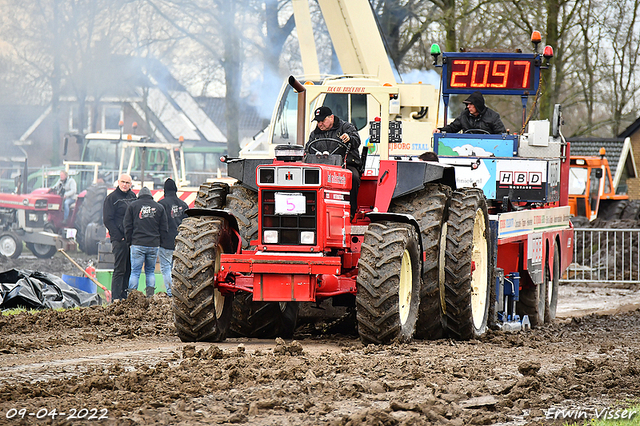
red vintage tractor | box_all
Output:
[0,174,106,259]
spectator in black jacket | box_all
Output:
[123,187,169,298]
[306,106,361,218]
[158,178,188,297]
[102,174,136,300]
[434,91,506,135]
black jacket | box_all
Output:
[123,189,169,248]
[440,92,506,134]
[158,191,188,250]
[307,116,362,169]
[103,187,137,242]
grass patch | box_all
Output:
[2,306,77,316]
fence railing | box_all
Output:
[562,228,640,284]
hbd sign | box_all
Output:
[499,171,543,187]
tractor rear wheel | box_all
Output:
[0,232,22,259]
[226,184,259,249]
[389,184,450,339]
[544,242,560,323]
[75,184,107,254]
[194,182,229,209]
[356,222,421,344]
[443,188,492,340]
[172,216,234,342]
[26,242,57,259]
[518,279,546,327]
[230,292,299,338]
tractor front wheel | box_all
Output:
[0,232,22,259]
[172,216,234,342]
[356,222,421,344]
[443,188,492,340]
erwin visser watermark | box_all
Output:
[545,406,638,421]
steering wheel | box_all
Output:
[306,138,349,157]
[464,129,490,134]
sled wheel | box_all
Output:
[226,184,258,249]
[389,184,450,339]
[443,188,492,340]
[194,182,229,209]
[230,291,299,338]
[545,242,560,323]
[0,232,22,259]
[356,222,421,344]
[172,216,235,342]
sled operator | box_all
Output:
[434,91,506,135]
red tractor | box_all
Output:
[0,172,106,259]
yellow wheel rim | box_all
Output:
[471,209,488,330]
[439,222,447,314]
[399,249,413,325]
[213,244,225,319]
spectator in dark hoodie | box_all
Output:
[103,173,136,300]
[158,178,188,297]
[434,91,506,135]
[123,187,169,298]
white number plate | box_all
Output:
[275,192,306,215]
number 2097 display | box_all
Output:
[447,59,534,91]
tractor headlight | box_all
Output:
[300,231,315,245]
[29,213,38,222]
[263,230,278,244]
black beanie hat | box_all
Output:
[164,178,177,193]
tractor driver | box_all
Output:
[306,106,361,219]
[434,91,506,135]
[51,170,77,222]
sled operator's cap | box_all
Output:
[313,106,332,121]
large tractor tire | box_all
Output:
[230,292,299,338]
[226,184,259,249]
[389,184,450,339]
[443,188,492,340]
[518,278,546,327]
[356,222,421,344]
[172,216,235,342]
[544,242,560,323]
[194,182,229,209]
[75,184,107,254]
[0,232,22,259]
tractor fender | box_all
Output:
[186,208,240,235]
[365,212,424,273]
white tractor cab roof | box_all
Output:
[241,75,439,163]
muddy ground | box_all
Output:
[1,253,640,425]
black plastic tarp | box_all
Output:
[0,269,102,310]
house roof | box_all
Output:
[196,97,265,138]
[620,116,640,138]
[567,137,635,187]
[0,105,48,143]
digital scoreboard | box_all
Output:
[441,52,541,96]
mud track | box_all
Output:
[1,254,640,425]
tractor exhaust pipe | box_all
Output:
[288,76,306,147]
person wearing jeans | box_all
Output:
[158,178,188,297]
[123,187,169,298]
[129,245,159,294]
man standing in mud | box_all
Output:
[103,174,136,301]
[124,187,169,298]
